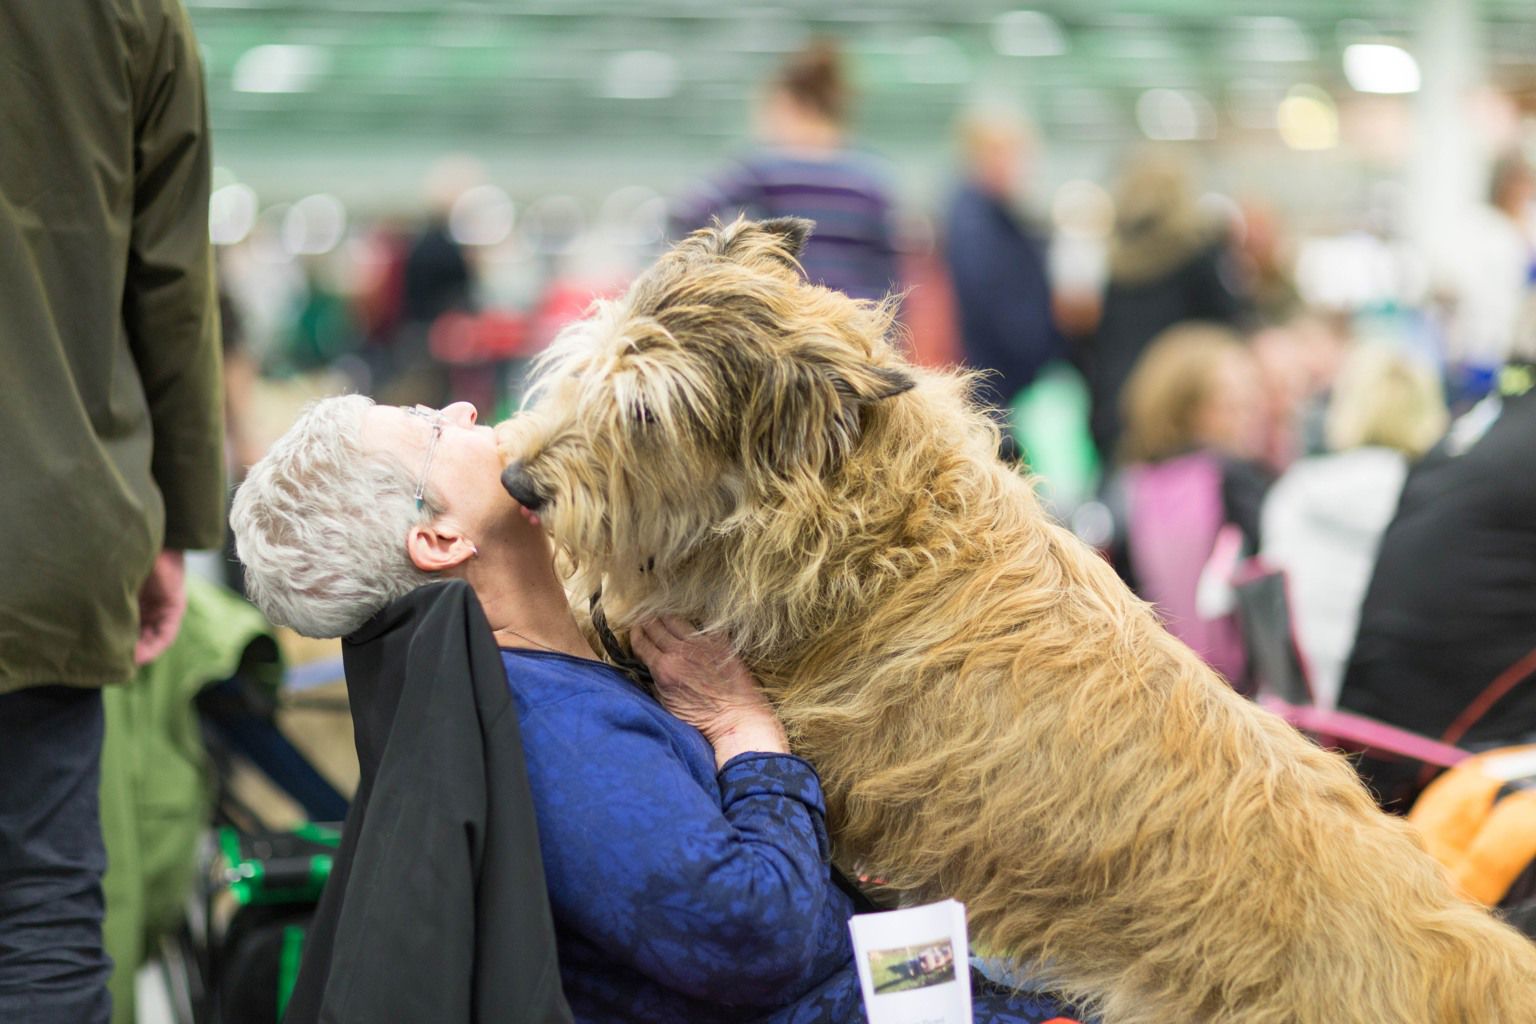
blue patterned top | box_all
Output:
[502,648,1082,1024]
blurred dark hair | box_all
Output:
[775,38,849,124]
[218,289,246,355]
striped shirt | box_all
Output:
[673,148,901,302]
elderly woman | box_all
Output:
[230,395,1079,1024]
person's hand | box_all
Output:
[632,616,788,769]
[134,549,187,665]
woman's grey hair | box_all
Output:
[230,394,440,638]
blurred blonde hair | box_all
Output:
[1119,323,1246,464]
[1109,152,1216,283]
[1324,345,1447,457]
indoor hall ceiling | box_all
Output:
[187,0,1536,148]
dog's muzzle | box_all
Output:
[500,461,548,512]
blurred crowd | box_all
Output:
[210,38,1536,806]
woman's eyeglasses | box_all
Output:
[403,406,444,511]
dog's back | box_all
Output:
[501,218,1536,1022]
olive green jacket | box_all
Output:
[0,0,225,691]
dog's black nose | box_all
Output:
[501,461,547,511]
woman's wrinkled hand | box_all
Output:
[632,615,789,768]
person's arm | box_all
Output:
[516,659,835,1006]
[128,0,225,555]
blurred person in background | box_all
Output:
[283,256,361,378]
[1234,198,1302,328]
[1115,325,1271,688]
[1443,149,1534,406]
[892,211,964,369]
[0,2,225,1021]
[1340,320,1536,810]
[1248,311,1353,470]
[391,157,482,406]
[672,39,900,303]
[1082,154,1247,464]
[1260,345,1448,712]
[941,110,1065,460]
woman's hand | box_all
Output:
[632,616,789,769]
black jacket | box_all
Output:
[1084,241,1244,463]
[284,581,572,1023]
[1341,379,1536,799]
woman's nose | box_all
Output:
[444,401,478,426]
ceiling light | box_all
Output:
[209,184,258,246]
[281,194,347,257]
[232,44,329,94]
[1276,85,1339,151]
[1136,89,1216,142]
[1343,44,1420,94]
[600,51,679,100]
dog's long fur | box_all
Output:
[497,218,1536,1022]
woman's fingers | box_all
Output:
[631,623,660,666]
[657,615,695,643]
[636,618,675,653]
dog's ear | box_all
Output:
[748,352,914,479]
[756,217,814,258]
[826,363,916,405]
[700,215,815,273]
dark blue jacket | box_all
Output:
[506,647,863,1022]
[942,183,1064,415]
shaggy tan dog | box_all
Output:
[496,218,1536,1023]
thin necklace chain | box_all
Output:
[502,625,564,655]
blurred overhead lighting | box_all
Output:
[1136,89,1216,142]
[992,11,1066,58]
[600,51,679,100]
[450,185,516,248]
[281,194,347,257]
[903,36,970,85]
[1276,85,1339,151]
[1343,44,1420,94]
[232,44,329,94]
[209,184,258,246]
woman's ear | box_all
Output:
[406,521,477,573]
